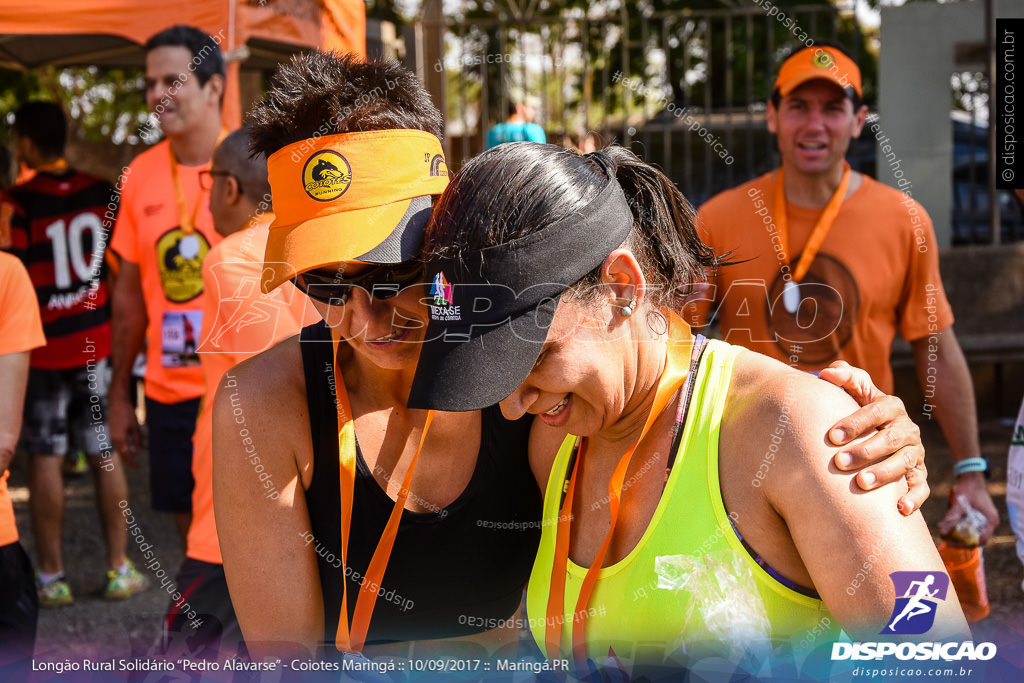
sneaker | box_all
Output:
[63,450,88,477]
[37,574,74,607]
[104,560,149,600]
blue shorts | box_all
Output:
[145,397,199,514]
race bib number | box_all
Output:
[161,310,202,367]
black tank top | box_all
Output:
[300,322,542,647]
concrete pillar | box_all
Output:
[416,0,448,161]
[879,0,1018,246]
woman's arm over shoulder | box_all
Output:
[212,335,324,659]
[724,352,969,641]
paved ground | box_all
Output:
[6,412,1024,667]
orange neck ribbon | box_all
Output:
[545,314,693,667]
[330,332,434,652]
[168,130,228,235]
[35,159,69,174]
[773,161,851,283]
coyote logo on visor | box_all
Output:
[302,150,352,202]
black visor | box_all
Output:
[408,160,635,411]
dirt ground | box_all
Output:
[9,434,184,663]
[6,411,1024,670]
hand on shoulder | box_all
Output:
[721,350,968,640]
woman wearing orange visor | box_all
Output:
[213,53,931,664]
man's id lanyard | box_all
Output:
[773,162,851,314]
[168,131,227,259]
[545,314,692,668]
[330,332,435,652]
[36,159,69,174]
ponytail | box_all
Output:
[579,147,718,311]
[423,141,719,314]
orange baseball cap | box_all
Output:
[261,129,449,292]
[774,45,862,99]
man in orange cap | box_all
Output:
[692,41,998,543]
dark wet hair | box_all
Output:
[145,25,225,87]
[423,142,719,312]
[247,51,443,158]
[12,101,66,158]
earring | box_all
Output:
[621,298,636,316]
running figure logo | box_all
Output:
[431,272,453,306]
[882,571,950,635]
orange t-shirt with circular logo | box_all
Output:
[692,173,954,394]
[110,140,222,404]
[0,251,46,546]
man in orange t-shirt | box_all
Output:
[109,26,225,543]
[160,128,317,659]
[0,252,46,672]
[691,42,998,542]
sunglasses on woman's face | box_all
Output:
[292,262,424,305]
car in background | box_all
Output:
[949,114,1024,244]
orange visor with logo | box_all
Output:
[774,46,862,99]
[262,129,449,292]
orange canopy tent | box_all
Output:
[0,0,366,126]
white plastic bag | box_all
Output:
[655,549,772,666]
[945,494,989,547]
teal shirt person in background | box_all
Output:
[485,101,546,148]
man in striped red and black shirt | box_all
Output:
[0,101,147,607]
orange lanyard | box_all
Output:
[773,162,851,283]
[330,333,434,652]
[168,131,227,235]
[36,159,69,174]
[545,314,693,666]
[169,147,202,236]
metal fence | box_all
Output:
[950,71,1023,244]
[427,3,853,207]
[420,1,1022,246]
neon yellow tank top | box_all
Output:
[526,339,840,665]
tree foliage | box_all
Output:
[1,65,150,146]
[441,0,877,133]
